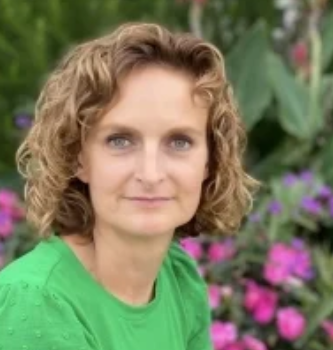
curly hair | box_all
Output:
[16,22,259,238]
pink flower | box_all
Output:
[180,238,203,260]
[244,281,261,311]
[244,281,278,324]
[210,321,238,350]
[0,189,19,209]
[208,284,221,309]
[224,341,245,350]
[277,307,306,341]
[322,320,333,341]
[264,242,313,285]
[243,335,267,350]
[252,290,278,324]
[207,239,235,262]
[264,262,290,285]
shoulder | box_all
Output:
[167,240,213,349]
[167,241,210,328]
[168,240,205,292]
[0,279,89,349]
[0,241,92,348]
[0,239,61,287]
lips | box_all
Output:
[126,197,172,201]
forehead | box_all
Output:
[95,65,208,132]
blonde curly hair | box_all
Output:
[16,22,259,238]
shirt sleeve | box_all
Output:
[186,282,213,350]
[0,281,93,350]
[169,242,214,350]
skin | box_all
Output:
[63,65,209,306]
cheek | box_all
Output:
[86,156,133,192]
[176,160,207,195]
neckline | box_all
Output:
[43,235,163,321]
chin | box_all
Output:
[128,217,178,237]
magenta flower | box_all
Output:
[208,284,221,309]
[252,290,278,324]
[207,239,235,262]
[277,307,306,341]
[180,238,203,260]
[244,281,278,324]
[210,321,238,350]
[264,262,290,285]
[224,341,245,350]
[322,320,333,341]
[244,281,261,311]
[242,335,267,350]
[264,242,313,285]
[0,189,19,209]
[264,243,294,285]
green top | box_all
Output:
[0,236,213,350]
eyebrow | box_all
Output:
[96,122,205,137]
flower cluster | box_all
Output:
[210,321,267,350]
[264,240,313,285]
[181,170,333,350]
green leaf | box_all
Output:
[267,52,315,139]
[316,136,333,184]
[226,21,272,130]
[296,296,333,347]
[321,11,333,71]
[320,74,333,114]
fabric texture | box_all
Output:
[0,236,213,350]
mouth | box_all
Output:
[124,197,173,208]
[125,197,172,201]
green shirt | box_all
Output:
[0,236,213,350]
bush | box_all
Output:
[181,170,333,350]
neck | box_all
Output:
[63,227,173,306]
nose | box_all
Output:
[135,146,165,187]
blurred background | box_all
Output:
[1,0,333,349]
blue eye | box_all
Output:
[170,137,192,150]
[107,136,132,149]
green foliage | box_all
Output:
[0,0,188,173]
[226,21,272,130]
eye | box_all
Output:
[170,136,193,151]
[106,135,132,149]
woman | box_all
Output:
[0,23,257,349]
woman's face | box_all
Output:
[78,65,209,238]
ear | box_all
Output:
[76,152,89,183]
